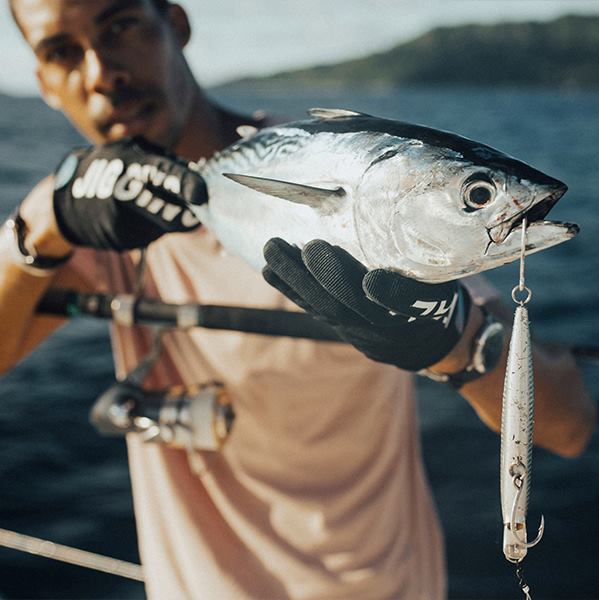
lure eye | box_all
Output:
[462,177,496,210]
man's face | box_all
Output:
[13,0,192,147]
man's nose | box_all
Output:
[83,47,131,93]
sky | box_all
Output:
[1,0,599,96]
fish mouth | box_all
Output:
[487,184,569,246]
[484,184,578,265]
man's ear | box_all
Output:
[36,70,62,110]
[167,4,191,48]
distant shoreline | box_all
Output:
[219,14,599,90]
[214,81,599,94]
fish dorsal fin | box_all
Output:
[308,107,371,119]
[223,173,346,211]
[236,125,259,139]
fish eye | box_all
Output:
[462,176,496,210]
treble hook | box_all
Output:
[509,471,545,550]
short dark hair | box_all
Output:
[9,0,173,28]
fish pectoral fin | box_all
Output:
[308,107,372,119]
[223,173,346,210]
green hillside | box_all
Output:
[231,15,599,88]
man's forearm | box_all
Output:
[0,177,73,373]
[0,253,60,372]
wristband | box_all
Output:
[420,307,505,389]
[4,210,73,277]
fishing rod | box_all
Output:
[36,288,599,361]
[37,288,342,342]
[568,345,599,362]
[0,528,144,582]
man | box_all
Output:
[1,1,595,598]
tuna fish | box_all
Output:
[190,108,577,283]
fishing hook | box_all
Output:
[509,469,545,552]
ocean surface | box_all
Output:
[0,86,598,600]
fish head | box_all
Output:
[354,131,577,283]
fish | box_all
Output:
[190,108,578,283]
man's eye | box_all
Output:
[107,17,140,38]
[46,44,83,64]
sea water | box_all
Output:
[0,86,597,599]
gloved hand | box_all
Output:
[262,238,471,371]
[52,138,207,250]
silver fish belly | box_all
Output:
[191,108,578,283]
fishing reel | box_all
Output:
[90,327,234,451]
[90,379,235,451]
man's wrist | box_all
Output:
[4,209,73,276]
[25,218,74,258]
[429,303,484,375]
[19,187,75,258]
[422,304,506,389]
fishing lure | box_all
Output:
[500,218,545,598]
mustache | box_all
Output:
[110,86,151,107]
[93,86,163,133]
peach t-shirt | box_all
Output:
[68,228,454,600]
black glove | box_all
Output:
[52,138,207,250]
[262,238,471,371]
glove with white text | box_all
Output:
[262,238,471,371]
[52,138,207,250]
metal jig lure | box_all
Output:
[499,218,545,597]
